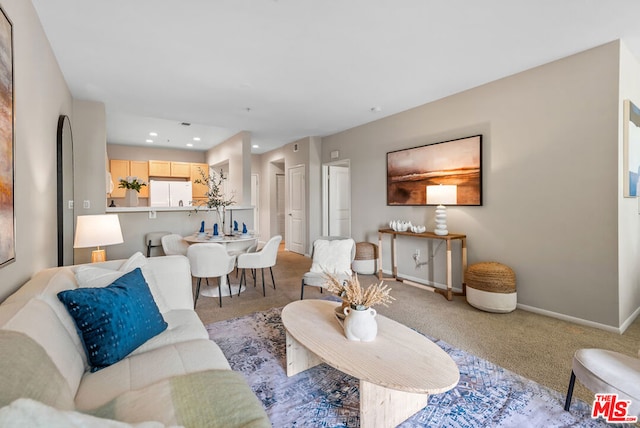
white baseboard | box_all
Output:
[383,269,638,334]
[516,303,625,334]
[620,305,640,333]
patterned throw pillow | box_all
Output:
[57,268,168,372]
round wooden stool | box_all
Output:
[465,262,517,313]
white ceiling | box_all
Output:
[31,0,640,154]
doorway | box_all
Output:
[288,164,306,254]
[322,160,351,237]
[276,173,285,240]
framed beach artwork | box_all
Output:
[387,135,482,206]
[623,99,640,197]
[0,6,13,267]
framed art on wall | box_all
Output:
[623,99,640,197]
[0,6,13,267]
[387,135,482,206]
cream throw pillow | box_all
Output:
[309,239,354,275]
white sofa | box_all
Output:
[0,253,270,427]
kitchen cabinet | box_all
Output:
[149,160,191,178]
[190,163,209,204]
[109,159,149,198]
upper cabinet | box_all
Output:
[109,160,150,198]
[190,163,209,202]
[149,160,191,178]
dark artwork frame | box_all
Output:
[0,6,13,268]
[387,135,482,206]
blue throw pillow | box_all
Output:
[58,267,168,372]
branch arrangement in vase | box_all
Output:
[192,168,235,210]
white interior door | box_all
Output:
[328,164,351,237]
[288,165,305,254]
[251,173,259,234]
[276,174,285,238]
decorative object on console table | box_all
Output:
[324,272,394,342]
[426,184,457,236]
[74,214,124,263]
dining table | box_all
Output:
[183,231,258,298]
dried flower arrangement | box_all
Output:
[324,272,394,310]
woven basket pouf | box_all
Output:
[352,242,377,275]
[465,262,517,313]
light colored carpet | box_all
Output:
[194,247,640,408]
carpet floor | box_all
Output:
[206,305,625,427]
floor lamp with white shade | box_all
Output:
[73,214,124,263]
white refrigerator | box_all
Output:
[149,180,193,207]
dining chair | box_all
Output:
[145,231,171,257]
[300,236,356,300]
[237,235,282,297]
[161,233,189,256]
[564,348,640,417]
[187,243,236,308]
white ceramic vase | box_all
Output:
[124,189,139,207]
[343,306,378,342]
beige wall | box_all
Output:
[72,99,108,263]
[618,41,640,328]
[0,0,73,301]
[322,41,626,329]
[205,131,251,206]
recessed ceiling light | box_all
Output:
[149,132,158,136]
[181,122,191,126]
[145,139,153,143]
[193,137,201,141]
[252,144,259,148]
[186,143,193,147]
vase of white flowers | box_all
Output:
[119,177,147,207]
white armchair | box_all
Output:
[300,237,356,300]
[564,348,640,417]
[237,235,282,297]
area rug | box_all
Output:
[206,306,624,427]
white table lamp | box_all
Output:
[426,185,457,236]
[74,214,124,262]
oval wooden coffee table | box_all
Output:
[281,300,459,427]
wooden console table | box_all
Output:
[378,228,467,301]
